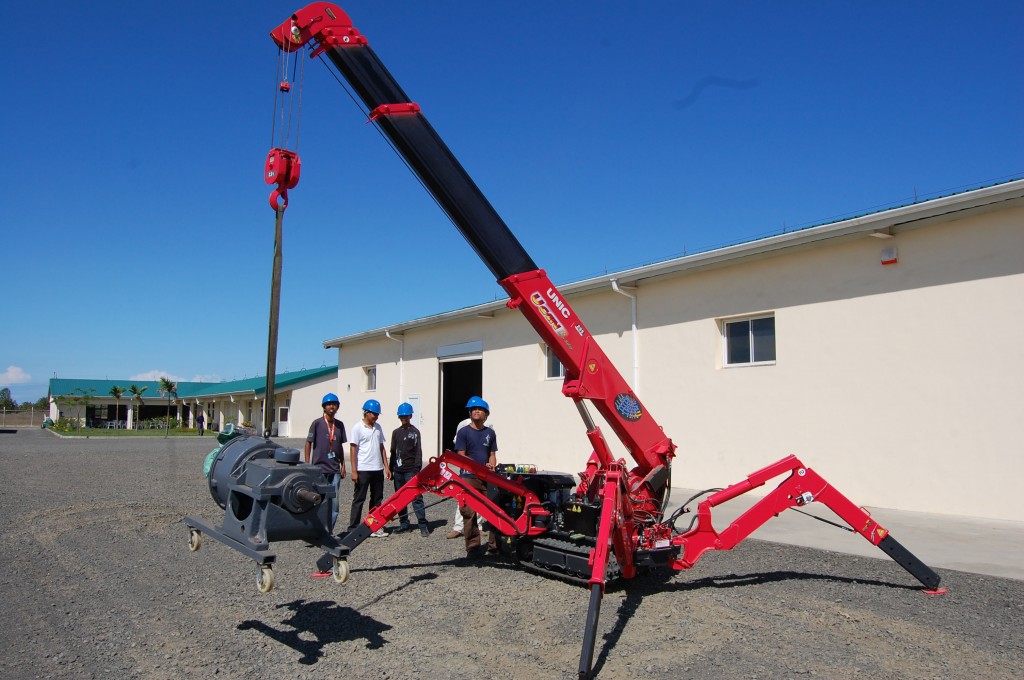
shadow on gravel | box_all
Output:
[664,569,924,593]
[351,555,522,576]
[238,598,393,665]
[357,571,439,610]
[590,568,923,677]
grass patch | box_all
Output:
[51,428,214,438]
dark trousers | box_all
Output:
[323,472,340,532]
[461,476,497,553]
[348,469,385,531]
[393,469,426,527]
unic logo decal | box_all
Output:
[614,393,643,422]
[545,287,572,319]
[531,291,572,348]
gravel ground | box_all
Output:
[1,428,1022,680]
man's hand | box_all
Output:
[384,468,392,481]
[338,467,346,479]
[351,471,359,484]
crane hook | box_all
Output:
[265,148,301,212]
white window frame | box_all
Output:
[364,365,377,391]
[544,345,566,380]
[722,314,776,367]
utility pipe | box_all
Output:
[610,279,639,393]
[385,330,405,401]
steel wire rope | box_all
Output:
[271,44,301,152]
[788,506,855,532]
[294,45,306,153]
[270,47,283,149]
[276,47,292,149]
[284,47,301,151]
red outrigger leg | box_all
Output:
[670,455,947,594]
[336,451,554,552]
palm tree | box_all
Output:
[71,388,95,429]
[108,386,125,428]
[127,384,148,430]
[158,377,178,436]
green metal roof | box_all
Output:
[48,366,337,401]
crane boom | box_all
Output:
[271,3,675,479]
[245,9,945,679]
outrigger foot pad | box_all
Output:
[878,535,943,591]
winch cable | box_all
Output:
[789,507,856,532]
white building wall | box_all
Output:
[640,205,1024,521]
[335,202,1024,521]
[288,372,342,439]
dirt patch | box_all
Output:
[1,429,1021,679]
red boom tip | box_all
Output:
[270,2,363,53]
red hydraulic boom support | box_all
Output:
[269,5,945,678]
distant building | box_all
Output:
[48,366,338,437]
[323,180,1024,522]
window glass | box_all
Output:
[546,346,565,379]
[365,366,377,391]
[724,315,776,366]
[751,317,776,362]
[726,320,751,364]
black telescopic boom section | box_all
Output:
[322,43,537,281]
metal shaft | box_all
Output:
[263,206,284,438]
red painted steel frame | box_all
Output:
[501,269,675,477]
[266,4,947,674]
[270,2,365,56]
[268,0,943,591]
[357,451,552,539]
[673,455,896,568]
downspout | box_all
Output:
[610,279,639,393]
[385,330,404,401]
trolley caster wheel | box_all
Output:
[187,529,202,552]
[332,558,350,584]
[257,566,275,593]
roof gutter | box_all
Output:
[385,330,405,401]
[323,180,1024,349]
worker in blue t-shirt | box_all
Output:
[304,393,347,533]
[453,396,498,557]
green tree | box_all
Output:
[108,385,125,427]
[158,377,178,436]
[0,387,16,410]
[54,394,74,430]
[75,387,95,428]
[127,384,148,430]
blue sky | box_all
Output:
[3,1,1021,403]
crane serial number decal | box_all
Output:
[531,291,573,349]
[614,393,643,422]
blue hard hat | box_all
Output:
[362,399,381,415]
[322,393,340,406]
[397,402,414,417]
[465,396,489,413]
